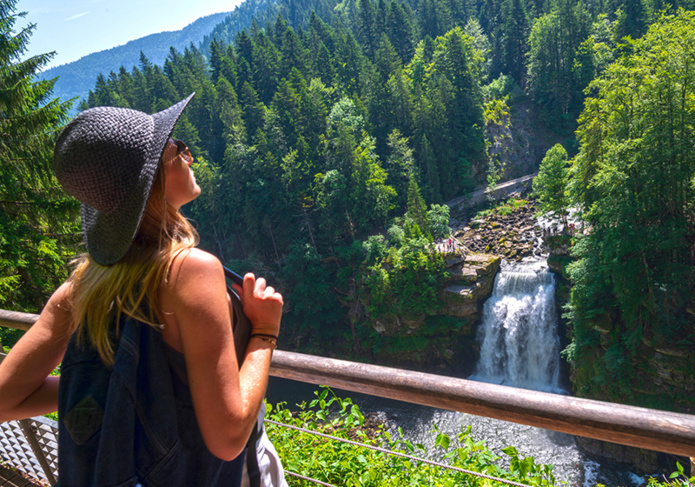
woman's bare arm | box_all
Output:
[0,282,73,422]
[161,249,282,461]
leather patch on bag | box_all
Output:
[63,395,104,445]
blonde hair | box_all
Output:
[69,161,199,366]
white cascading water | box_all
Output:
[471,259,563,393]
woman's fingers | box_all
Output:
[239,273,283,336]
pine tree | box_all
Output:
[533,144,569,224]
[386,1,417,64]
[613,0,648,41]
[527,0,592,122]
[568,10,695,408]
[501,0,530,86]
[385,129,415,209]
[357,0,378,57]
[406,175,430,237]
[0,0,78,316]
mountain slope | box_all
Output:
[37,12,231,105]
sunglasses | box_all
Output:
[170,139,193,164]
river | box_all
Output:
[266,257,646,486]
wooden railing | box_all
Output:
[2,308,695,471]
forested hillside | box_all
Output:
[3,0,695,416]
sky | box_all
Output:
[16,0,243,69]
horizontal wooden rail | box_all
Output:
[271,350,695,459]
[3,308,695,460]
[0,309,37,332]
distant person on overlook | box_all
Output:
[0,94,284,486]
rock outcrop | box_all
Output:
[453,199,539,261]
[370,250,501,335]
[369,247,502,374]
[439,252,501,322]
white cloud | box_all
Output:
[65,11,90,21]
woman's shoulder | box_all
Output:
[51,279,73,304]
[173,248,221,270]
[166,248,225,292]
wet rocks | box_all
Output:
[453,201,539,261]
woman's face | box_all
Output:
[162,138,201,209]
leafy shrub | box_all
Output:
[266,387,557,486]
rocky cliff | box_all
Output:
[370,249,501,374]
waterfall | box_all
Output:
[471,259,563,393]
[267,255,643,486]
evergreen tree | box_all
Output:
[527,0,592,123]
[464,18,492,78]
[613,0,649,41]
[418,0,454,39]
[386,67,414,137]
[240,81,265,144]
[209,38,238,86]
[429,27,486,197]
[357,0,378,57]
[567,10,695,409]
[0,0,78,316]
[252,31,281,103]
[533,144,569,224]
[406,175,430,236]
[415,133,441,201]
[386,1,417,65]
[334,31,367,95]
[501,0,530,86]
[385,129,415,209]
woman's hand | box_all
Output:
[232,273,283,337]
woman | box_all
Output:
[0,94,283,486]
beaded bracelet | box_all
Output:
[251,333,278,349]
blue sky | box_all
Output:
[17,0,243,69]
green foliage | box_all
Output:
[526,0,594,126]
[0,328,22,349]
[566,9,695,408]
[483,96,510,127]
[266,387,557,486]
[280,243,344,346]
[406,176,430,237]
[360,214,446,323]
[474,198,526,220]
[533,144,570,223]
[427,204,450,240]
[0,0,79,314]
[665,461,695,486]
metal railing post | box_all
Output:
[18,419,57,486]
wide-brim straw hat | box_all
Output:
[54,93,195,265]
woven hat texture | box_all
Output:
[54,94,194,265]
